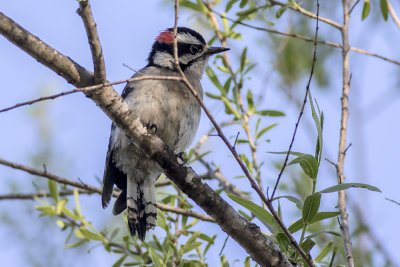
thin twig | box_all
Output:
[0,75,183,113]
[268,0,341,29]
[270,1,320,201]
[0,157,214,222]
[338,1,355,266]
[388,0,400,30]
[174,0,313,265]
[77,0,106,83]
[207,8,400,67]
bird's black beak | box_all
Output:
[206,47,230,55]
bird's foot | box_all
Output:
[146,122,158,134]
[176,152,188,166]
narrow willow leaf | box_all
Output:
[380,0,389,21]
[65,239,87,249]
[239,0,248,8]
[227,194,275,229]
[300,238,315,254]
[269,151,303,156]
[306,231,341,239]
[319,183,381,193]
[272,195,303,209]
[48,180,59,203]
[240,47,248,72]
[236,7,258,17]
[302,193,321,223]
[205,66,223,93]
[288,154,319,179]
[255,110,285,116]
[385,197,400,206]
[205,92,222,100]
[226,0,239,12]
[112,255,127,267]
[244,256,251,267]
[289,212,340,233]
[222,97,241,119]
[148,248,164,267]
[314,241,333,263]
[239,154,254,175]
[362,0,371,20]
[246,88,255,114]
[73,188,82,217]
[256,123,277,140]
[308,92,323,160]
[276,6,287,18]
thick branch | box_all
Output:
[77,0,107,83]
[0,11,93,87]
[338,1,355,266]
[0,12,290,266]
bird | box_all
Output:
[101,27,229,241]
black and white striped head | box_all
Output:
[147,27,229,77]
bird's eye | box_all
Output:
[190,45,200,54]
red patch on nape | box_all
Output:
[156,30,174,44]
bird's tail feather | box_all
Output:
[127,179,157,241]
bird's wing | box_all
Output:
[102,124,126,209]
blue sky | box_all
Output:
[1,0,400,266]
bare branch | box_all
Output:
[338,1,355,266]
[268,0,341,29]
[388,0,400,30]
[270,1,320,200]
[0,88,80,113]
[208,9,400,67]
[77,0,107,83]
[0,11,93,87]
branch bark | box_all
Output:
[338,1,355,266]
[0,9,291,267]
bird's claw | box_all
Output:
[146,122,158,134]
[176,152,188,166]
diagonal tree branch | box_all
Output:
[77,0,107,83]
[0,10,291,267]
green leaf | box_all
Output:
[148,248,164,267]
[302,193,321,223]
[246,88,255,114]
[308,92,323,160]
[256,123,277,141]
[306,231,341,240]
[289,212,340,233]
[112,255,127,267]
[319,183,381,193]
[227,194,276,230]
[73,188,82,217]
[255,110,285,116]
[205,92,222,100]
[78,228,105,241]
[272,195,303,209]
[240,47,248,72]
[276,6,287,18]
[380,0,389,21]
[48,180,59,203]
[244,256,251,267]
[239,153,254,175]
[269,151,303,156]
[226,0,239,12]
[180,0,205,12]
[300,238,315,254]
[385,197,400,206]
[222,97,241,119]
[206,66,223,93]
[361,0,370,20]
[156,210,169,232]
[65,239,87,249]
[239,0,248,8]
[314,241,333,263]
[276,233,291,252]
[288,154,319,179]
[236,7,258,18]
